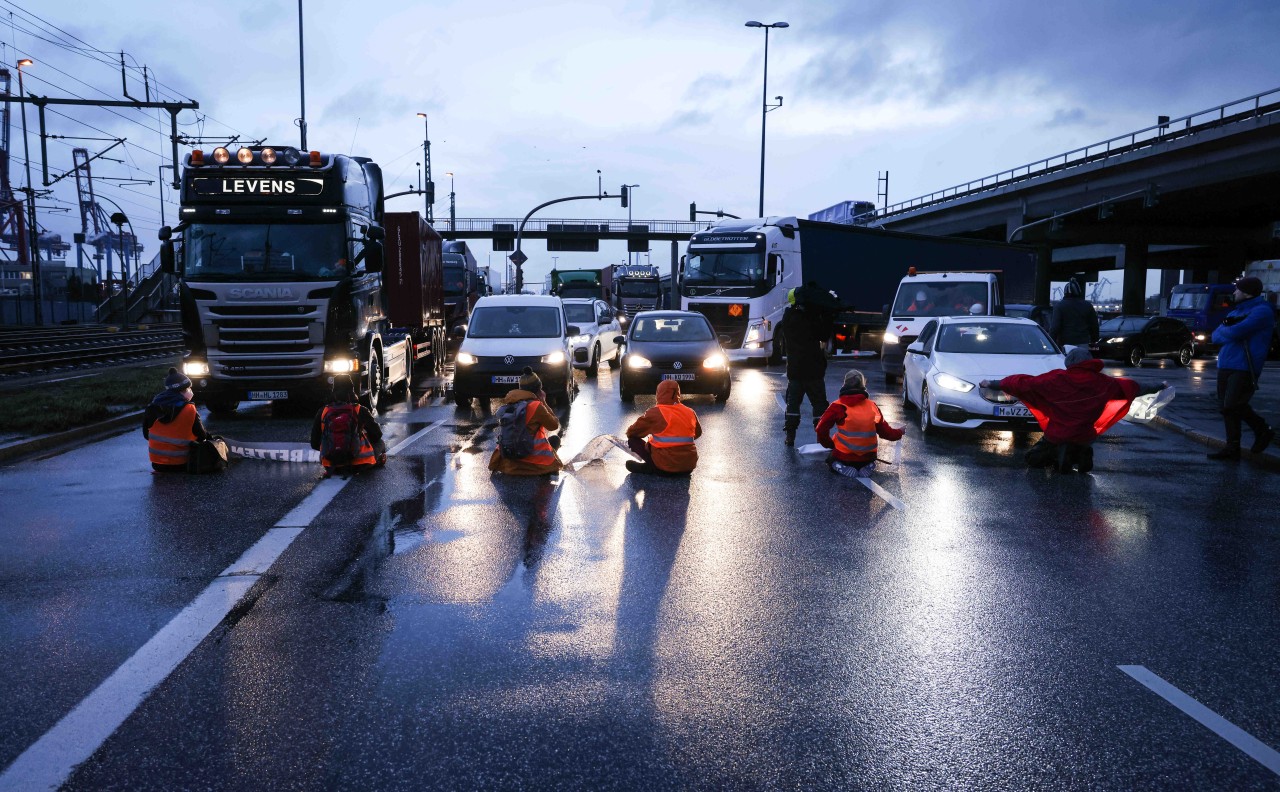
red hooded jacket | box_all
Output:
[998,359,1140,445]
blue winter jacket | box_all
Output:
[1211,295,1275,375]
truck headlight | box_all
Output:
[883,332,900,345]
[541,351,566,364]
[935,372,975,393]
[703,353,727,369]
[183,360,210,377]
[455,352,477,365]
[745,324,762,342]
[626,355,652,369]
[324,358,359,374]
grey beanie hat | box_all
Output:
[519,366,543,392]
[842,369,866,390]
[1064,347,1093,366]
[164,367,191,391]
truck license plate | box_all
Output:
[491,375,521,384]
[248,390,288,400]
[662,373,696,381]
[994,403,1032,418]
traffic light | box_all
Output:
[620,185,629,208]
[689,202,697,221]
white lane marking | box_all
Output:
[387,418,446,456]
[1119,665,1280,776]
[0,577,257,792]
[855,477,905,511]
[0,419,450,788]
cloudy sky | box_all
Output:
[11,0,1280,293]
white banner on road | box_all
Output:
[222,439,320,463]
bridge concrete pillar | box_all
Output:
[670,240,679,309]
[1122,243,1148,315]
[1033,246,1053,306]
[1159,269,1181,301]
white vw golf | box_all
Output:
[902,316,1065,434]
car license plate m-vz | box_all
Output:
[994,403,1032,418]
[248,390,288,400]
[662,373,696,381]
[492,375,521,384]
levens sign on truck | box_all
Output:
[190,177,326,197]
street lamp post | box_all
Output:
[297,0,307,149]
[444,172,456,233]
[109,212,130,330]
[623,184,639,266]
[16,58,41,325]
[416,113,433,222]
[745,21,787,218]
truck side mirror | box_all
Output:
[366,226,385,242]
[159,240,176,275]
[364,240,384,273]
[678,255,686,275]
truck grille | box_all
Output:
[688,302,749,348]
[200,302,326,379]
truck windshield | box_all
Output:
[683,252,765,284]
[1168,291,1206,311]
[444,266,468,297]
[618,280,659,297]
[935,322,1057,355]
[468,306,562,338]
[892,281,987,317]
[184,223,346,280]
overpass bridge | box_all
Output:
[874,86,1280,312]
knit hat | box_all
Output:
[842,369,866,390]
[164,367,191,391]
[1235,276,1263,297]
[1064,347,1093,366]
[1064,279,1083,297]
[332,375,356,402]
[519,366,542,392]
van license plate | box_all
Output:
[994,404,1032,418]
[492,376,521,384]
[662,373,696,381]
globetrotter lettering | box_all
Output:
[220,179,297,194]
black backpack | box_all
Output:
[496,401,536,459]
[321,403,364,465]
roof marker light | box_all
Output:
[309,150,322,167]
[190,149,205,166]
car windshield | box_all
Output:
[619,280,659,297]
[184,222,347,280]
[892,281,987,317]
[562,304,596,323]
[683,252,765,284]
[467,306,562,338]
[630,316,713,342]
[935,322,1058,354]
[1100,317,1149,333]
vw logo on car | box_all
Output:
[504,355,514,365]
[673,361,683,370]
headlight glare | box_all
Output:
[703,353,727,369]
[454,352,477,365]
[1106,337,1125,344]
[883,332,900,345]
[935,372,975,392]
[182,360,210,377]
[626,355,652,369]
[541,351,566,364]
[324,358,359,374]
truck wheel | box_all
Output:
[393,345,412,394]
[586,344,600,377]
[1127,346,1144,367]
[366,348,383,412]
[1175,343,1193,367]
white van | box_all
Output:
[881,271,1003,383]
[451,294,580,408]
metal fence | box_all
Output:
[443,218,705,235]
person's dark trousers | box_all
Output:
[626,436,686,476]
[1024,438,1059,468]
[784,377,829,434]
[1217,369,1268,450]
[1024,438,1090,471]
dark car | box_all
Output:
[1003,303,1052,329]
[1091,315,1194,367]
[616,311,731,402]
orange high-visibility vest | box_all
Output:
[521,400,557,465]
[832,400,882,460]
[148,403,198,467]
[650,404,698,448]
[320,404,378,468]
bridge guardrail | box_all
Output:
[883,86,1280,217]
[442,218,705,235]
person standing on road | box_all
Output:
[143,367,209,473]
[1048,278,1100,351]
[780,287,831,446]
[310,376,386,475]
[815,369,903,479]
[1207,276,1275,460]
[980,347,1160,473]
[489,367,564,475]
[624,379,702,476]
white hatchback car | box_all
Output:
[903,316,1065,433]
[560,298,622,376]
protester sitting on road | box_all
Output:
[310,376,385,476]
[980,347,1162,473]
[815,369,904,479]
[1206,275,1275,460]
[143,367,208,473]
[489,367,563,476]
[624,379,702,476]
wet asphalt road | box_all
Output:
[1,359,1279,790]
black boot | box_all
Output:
[1076,445,1094,474]
[1207,446,1240,460]
[1252,427,1275,454]
[784,427,796,446]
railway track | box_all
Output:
[0,324,183,377]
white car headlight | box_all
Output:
[541,351,566,364]
[883,332,900,345]
[455,352,477,365]
[183,360,210,377]
[626,355,652,369]
[572,334,592,344]
[702,353,727,369]
[935,372,975,392]
[323,357,359,374]
[1106,337,1126,344]
[1194,333,1206,342]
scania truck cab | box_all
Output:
[681,217,798,364]
[159,145,409,413]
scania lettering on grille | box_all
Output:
[229,287,295,299]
